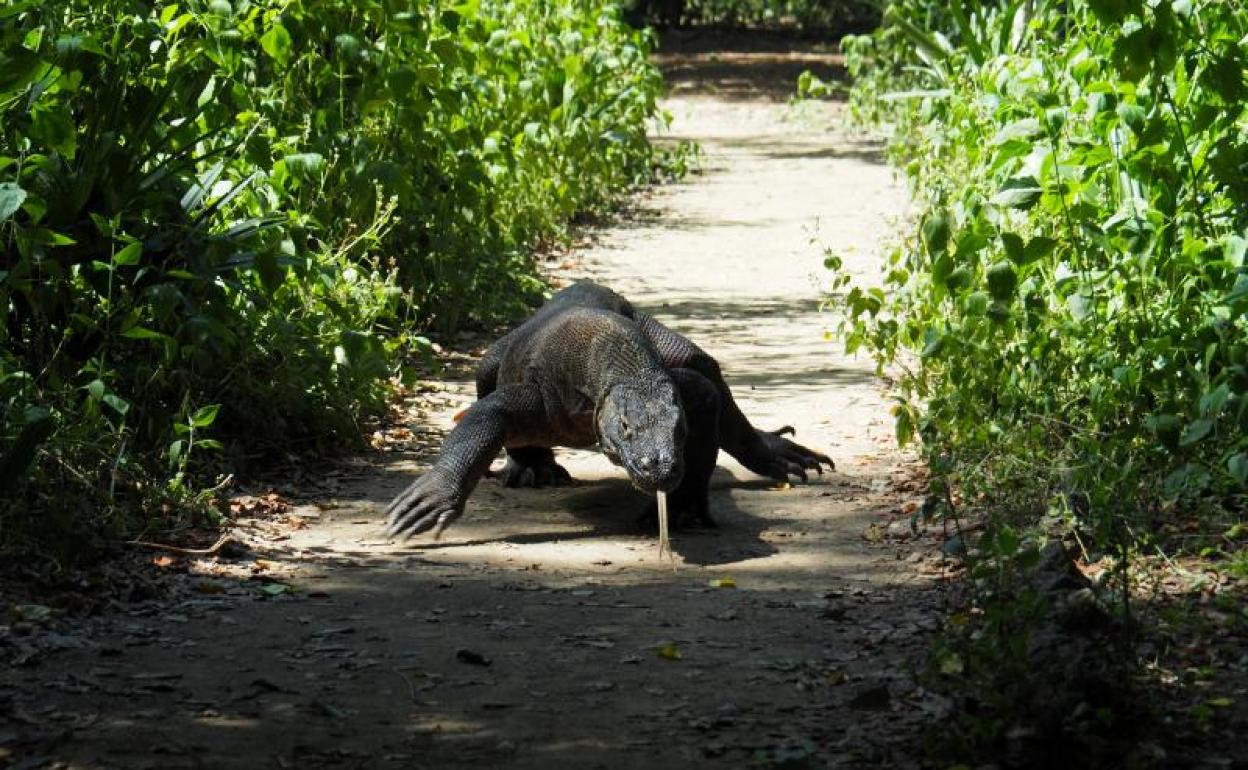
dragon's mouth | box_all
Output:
[626,462,684,494]
[599,434,683,493]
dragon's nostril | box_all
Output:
[637,455,655,471]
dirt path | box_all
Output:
[5,43,950,770]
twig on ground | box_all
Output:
[123,533,233,556]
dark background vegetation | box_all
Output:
[624,0,880,33]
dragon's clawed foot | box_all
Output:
[754,426,834,483]
[385,467,465,541]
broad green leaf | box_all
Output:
[1229,453,1248,485]
[121,326,169,341]
[1023,236,1058,264]
[260,23,292,66]
[892,403,915,446]
[1001,232,1025,263]
[387,66,417,96]
[0,182,26,222]
[1199,383,1230,417]
[55,35,106,56]
[921,212,949,257]
[991,177,1042,209]
[1204,54,1246,104]
[1223,235,1247,267]
[964,291,990,315]
[113,241,143,266]
[1117,103,1146,132]
[335,33,362,60]
[1087,0,1135,24]
[920,329,944,358]
[102,393,130,416]
[1067,293,1093,321]
[990,119,1040,146]
[986,262,1018,301]
[944,266,972,293]
[191,404,221,428]
[30,108,77,158]
[1180,418,1213,447]
[283,152,325,178]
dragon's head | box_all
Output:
[596,378,686,493]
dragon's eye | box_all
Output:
[619,418,630,432]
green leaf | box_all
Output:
[1117,103,1146,132]
[1112,25,1153,81]
[113,241,143,266]
[986,262,1018,301]
[1023,236,1058,264]
[87,379,105,401]
[1146,414,1182,450]
[102,393,130,417]
[30,108,77,158]
[944,266,972,293]
[921,212,950,257]
[1223,235,1247,267]
[55,35,106,56]
[283,152,326,178]
[1002,232,1025,263]
[954,232,989,259]
[260,23,292,66]
[1087,0,1135,24]
[990,119,1041,146]
[1204,54,1246,104]
[334,33,363,60]
[1199,383,1230,418]
[387,66,417,96]
[920,329,944,358]
[1229,453,1248,485]
[121,326,168,340]
[191,404,221,428]
[893,403,915,447]
[964,291,990,315]
[991,177,1042,209]
[1180,418,1213,447]
[0,182,26,222]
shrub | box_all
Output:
[0,0,671,552]
[836,0,1248,542]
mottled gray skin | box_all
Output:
[385,282,833,540]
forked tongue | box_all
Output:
[657,491,672,562]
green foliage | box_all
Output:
[1,0,670,551]
[838,0,1248,539]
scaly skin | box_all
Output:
[385,282,833,540]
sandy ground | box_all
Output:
[3,43,958,770]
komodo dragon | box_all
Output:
[385,281,833,539]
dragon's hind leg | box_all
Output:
[497,446,574,488]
